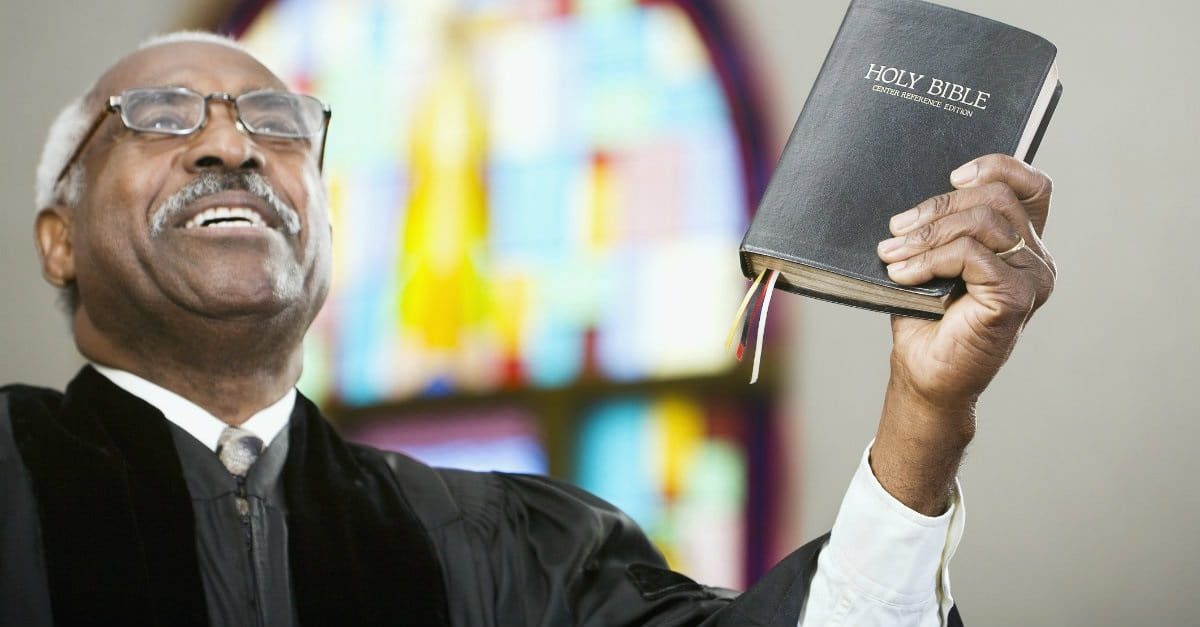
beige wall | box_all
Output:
[3,0,1198,624]
[727,0,1200,624]
[0,0,198,385]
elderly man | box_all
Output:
[1,32,1055,627]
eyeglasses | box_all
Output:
[54,87,332,186]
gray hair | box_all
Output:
[33,31,264,212]
[35,97,90,210]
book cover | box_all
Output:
[738,0,1061,319]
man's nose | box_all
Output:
[181,102,266,172]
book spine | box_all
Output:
[1009,53,1059,159]
[1023,81,1063,164]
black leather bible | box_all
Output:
[738,0,1061,319]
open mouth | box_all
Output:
[183,206,270,229]
[155,185,297,237]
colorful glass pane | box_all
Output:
[350,409,548,474]
[574,395,749,589]
[239,0,750,405]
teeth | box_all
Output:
[184,206,268,229]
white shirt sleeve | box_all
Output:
[797,442,965,627]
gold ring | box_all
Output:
[996,235,1026,261]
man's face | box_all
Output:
[64,42,331,339]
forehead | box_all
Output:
[94,42,287,98]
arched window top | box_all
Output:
[231,0,769,405]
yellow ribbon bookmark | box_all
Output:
[725,269,767,350]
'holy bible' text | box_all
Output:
[864,63,991,110]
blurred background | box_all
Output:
[2,0,1197,624]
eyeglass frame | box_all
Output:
[53,87,332,188]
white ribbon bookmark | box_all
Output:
[749,270,779,384]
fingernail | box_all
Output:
[950,162,978,186]
[890,209,919,232]
[878,237,903,255]
[887,260,907,273]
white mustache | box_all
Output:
[149,172,302,236]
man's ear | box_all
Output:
[35,206,76,288]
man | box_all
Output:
[1,32,1055,626]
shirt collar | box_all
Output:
[90,364,296,452]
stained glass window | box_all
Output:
[232,0,778,589]
[238,0,758,404]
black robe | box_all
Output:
[0,367,962,626]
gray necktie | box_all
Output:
[217,426,264,516]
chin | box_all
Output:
[193,275,306,319]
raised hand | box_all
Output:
[870,154,1057,514]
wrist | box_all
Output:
[871,377,976,515]
[882,372,978,449]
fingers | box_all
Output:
[878,154,1057,317]
[886,153,1056,278]
[889,182,1048,267]
[886,237,1001,286]
[949,154,1053,234]
[885,227,1054,313]
[892,180,1035,239]
[885,237,1039,321]
[879,205,1020,263]
[888,235,988,282]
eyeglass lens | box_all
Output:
[119,88,325,139]
[237,91,325,138]
[121,89,206,134]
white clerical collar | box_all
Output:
[90,364,295,452]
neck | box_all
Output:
[74,307,305,425]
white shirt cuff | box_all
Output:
[799,441,965,626]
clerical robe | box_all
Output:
[0,367,959,626]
